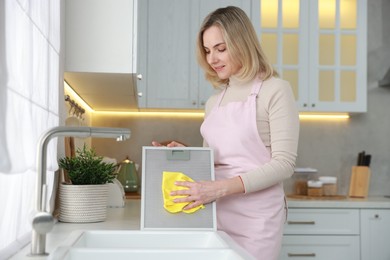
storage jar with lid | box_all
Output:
[293,168,318,195]
[307,180,323,197]
[319,176,337,196]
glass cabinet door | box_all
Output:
[259,0,366,112]
[260,0,310,110]
[310,0,366,112]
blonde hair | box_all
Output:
[196,6,277,87]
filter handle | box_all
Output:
[166,150,190,161]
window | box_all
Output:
[0,0,60,257]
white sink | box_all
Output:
[49,230,254,260]
[56,248,245,260]
[73,230,228,248]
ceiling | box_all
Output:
[64,72,138,111]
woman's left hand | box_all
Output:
[171,180,228,210]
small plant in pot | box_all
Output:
[58,144,117,223]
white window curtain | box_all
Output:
[0,0,61,258]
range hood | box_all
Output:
[64,72,139,111]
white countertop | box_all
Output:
[9,196,390,259]
[10,199,142,260]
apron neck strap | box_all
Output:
[249,79,263,97]
[217,78,263,106]
[216,86,228,107]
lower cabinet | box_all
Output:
[280,208,360,260]
[281,236,360,260]
[281,207,390,260]
[360,209,390,260]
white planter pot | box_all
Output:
[59,183,109,223]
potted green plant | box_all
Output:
[58,144,117,223]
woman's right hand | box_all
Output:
[152,140,186,147]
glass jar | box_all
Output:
[293,168,318,195]
[319,176,337,196]
[307,180,323,197]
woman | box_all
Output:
[153,6,299,259]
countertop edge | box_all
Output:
[286,196,390,208]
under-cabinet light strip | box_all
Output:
[298,113,349,120]
[95,111,205,118]
[93,111,349,120]
[64,82,349,120]
[64,82,94,113]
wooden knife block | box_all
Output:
[349,166,371,198]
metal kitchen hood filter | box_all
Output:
[141,147,216,231]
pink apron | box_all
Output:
[200,79,286,260]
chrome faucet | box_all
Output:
[29,126,130,256]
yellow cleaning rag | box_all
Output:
[162,171,205,214]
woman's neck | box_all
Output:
[228,75,255,89]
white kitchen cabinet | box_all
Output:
[137,0,197,109]
[137,0,254,109]
[283,198,390,260]
[281,236,360,260]
[281,208,360,260]
[360,209,390,260]
[259,0,367,113]
[65,0,137,74]
[64,0,139,111]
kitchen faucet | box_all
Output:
[29,126,131,256]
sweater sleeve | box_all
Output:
[240,78,300,193]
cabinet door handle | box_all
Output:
[137,92,143,97]
[288,253,316,257]
[287,221,315,225]
[137,74,143,80]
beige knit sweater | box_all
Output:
[203,76,300,193]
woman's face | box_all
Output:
[203,25,240,80]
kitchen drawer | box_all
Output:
[284,208,359,235]
[280,235,360,260]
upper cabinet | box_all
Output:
[137,0,197,109]
[64,0,138,111]
[259,0,367,113]
[64,0,367,112]
[137,0,253,109]
[65,0,137,73]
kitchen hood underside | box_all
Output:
[64,72,139,111]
